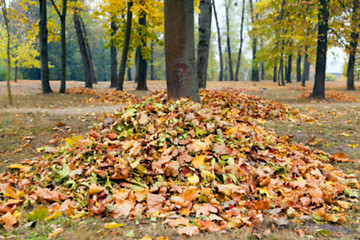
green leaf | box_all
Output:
[316,229,331,236]
[126,230,135,238]
[124,108,137,118]
[26,207,49,222]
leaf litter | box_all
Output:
[0,90,358,236]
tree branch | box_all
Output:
[50,0,62,18]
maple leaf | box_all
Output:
[162,217,190,227]
[147,193,165,213]
[1,212,18,231]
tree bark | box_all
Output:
[311,0,329,99]
[212,0,224,82]
[73,9,92,88]
[117,1,133,91]
[347,0,359,90]
[14,65,18,83]
[279,57,285,86]
[50,0,67,93]
[296,53,301,82]
[286,54,292,83]
[40,0,52,93]
[164,0,200,102]
[225,0,234,81]
[273,64,277,83]
[127,65,132,81]
[197,0,212,89]
[249,0,259,81]
[150,40,155,80]
[110,19,118,88]
[136,13,148,91]
[80,17,97,84]
[302,50,308,87]
[235,0,245,81]
[261,61,265,80]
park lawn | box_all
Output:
[0,80,359,239]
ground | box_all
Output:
[0,80,359,239]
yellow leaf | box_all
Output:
[45,212,63,221]
[104,222,124,229]
[140,236,153,240]
[187,174,199,185]
[48,227,63,239]
[192,155,205,168]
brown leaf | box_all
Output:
[1,212,17,231]
[147,193,165,213]
[176,226,200,236]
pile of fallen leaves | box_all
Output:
[298,91,358,102]
[0,93,358,235]
[65,87,139,104]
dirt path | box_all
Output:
[0,104,125,115]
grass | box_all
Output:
[0,80,360,239]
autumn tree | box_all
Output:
[164,0,200,102]
[40,0,52,93]
[1,0,12,105]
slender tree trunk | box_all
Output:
[150,40,155,80]
[273,64,277,83]
[40,0,52,93]
[212,0,224,81]
[347,0,359,90]
[135,47,140,83]
[164,0,200,102]
[2,2,12,105]
[117,1,133,91]
[311,0,329,99]
[249,0,259,81]
[296,53,301,82]
[110,19,118,88]
[302,50,308,87]
[286,54,292,83]
[235,0,245,81]
[279,57,285,86]
[197,0,212,89]
[261,62,265,80]
[136,13,148,91]
[225,0,234,81]
[60,0,67,93]
[73,9,92,88]
[127,66,132,81]
[14,65,18,83]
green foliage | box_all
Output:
[325,73,337,82]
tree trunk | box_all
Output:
[136,13,148,91]
[279,57,285,86]
[261,62,265,80]
[150,40,155,80]
[110,19,118,88]
[296,53,301,82]
[59,0,67,93]
[249,0,259,81]
[273,64,277,83]
[80,17,97,84]
[164,0,200,102]
[2,2,12,105]
[302,51,308,87]
[311,0,329,99]
[73,9,92,88]
[225,0,234,81]
[212,0,224,82]
[197,0,212,89]
[117,1,133,91]
[286,54,292,83]
[235,0,245,81]
[14,61,18,82]
[127,65,132,81]
[40,0,52,93]
[347,0,359,90]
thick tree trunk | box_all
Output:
[110,20,118,88]
[212,0,224,82]
[286,54,292,83]
[73,10,92,88]
[136,14,148,91]
[311,0,329,99]
[150,40,155,80]
[296,53,301,82]
[225,1,234,81]
[249,0,259,81]
[235,0,245,81]
[40,0,52,93]
[80,18,97,84]
[347,0,359,90]
[117,1,133,91]
[273,65,277,83]
[197,0,212,89]
[164,0,200,102]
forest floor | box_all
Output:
[0,80,360,239]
